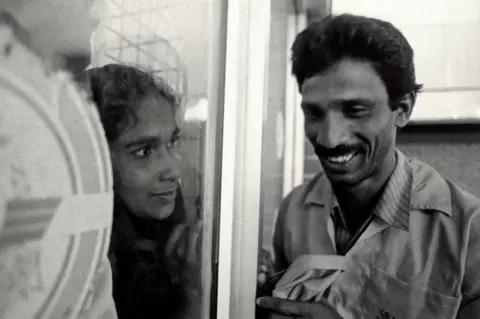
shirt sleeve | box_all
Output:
[457,213,480,318]
[272,192,294,273]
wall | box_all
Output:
[397,125,480,197]
[332,0,480,121]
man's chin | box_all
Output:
[321,166,365,188]
[325,173,362,188]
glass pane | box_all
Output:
[0,0,226,318]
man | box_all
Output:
[257,13,480,319]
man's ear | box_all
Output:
[395,92,416,129]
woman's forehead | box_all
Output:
[135,96,176,124]
[116,96,179,145]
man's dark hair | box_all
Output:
[291,13,423,107]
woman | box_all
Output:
[81,64,202,319]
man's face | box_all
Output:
[110,96,182,221]
[301,58,411,187]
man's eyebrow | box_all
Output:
[300,101,318,108]
[171,127,180,139]
[341,98,375,107]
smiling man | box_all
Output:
[257,14,480,319]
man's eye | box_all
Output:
[131,147,152,158]
[304,108,324,120]
[346,105,369,116]
[167,138,180,149]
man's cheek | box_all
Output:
[305,130,317,146]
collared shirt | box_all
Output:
[332,151,412,255]
[272,150,480,319]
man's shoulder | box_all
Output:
[278,171,329,217]
[406,155,480,219]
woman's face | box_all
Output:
[110,95,182,220]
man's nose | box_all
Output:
[315,115,349,150]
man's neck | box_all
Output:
[333,149,397,222]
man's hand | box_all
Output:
[257,249,279,297]
[256,296,343,319]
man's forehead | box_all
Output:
[301,60,387,104]
[301,85,379,106]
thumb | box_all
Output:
[256,297,303,316]
[257,297,343,318]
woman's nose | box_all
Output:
[157,149,182,182]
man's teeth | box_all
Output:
[327,152,356,164]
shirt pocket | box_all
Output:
[360,265,460,319]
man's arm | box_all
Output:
[257,193,292,299]
[457,213,480,318]
[272,192,294,274]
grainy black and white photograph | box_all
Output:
[1,0,480,318]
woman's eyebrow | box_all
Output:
[123,136,159,148]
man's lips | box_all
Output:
[325,151,358,164]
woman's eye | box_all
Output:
[132,147,152,158]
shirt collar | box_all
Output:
[304,150,452,231]
[370,150,412,230]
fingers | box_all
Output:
[257,272,267,285]
[257,297,343,319]
[256,297,304,316]
[164,224,187,257]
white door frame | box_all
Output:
[282,12,307,197]
[214,0,272,318]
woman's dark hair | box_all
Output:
[291,13,423,107]
[79,63,181,142]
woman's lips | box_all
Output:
[152,189,176,197]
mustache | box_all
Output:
[314,144,361,157]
